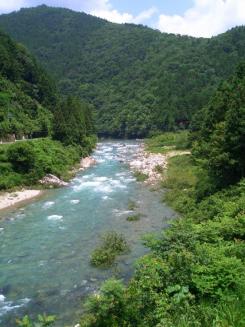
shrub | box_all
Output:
[7,142,35,173]
[16,314,56,327]
[128,200,137,210]
[90,231,129,268]
[134,171,148,182]
[127,214,142,222]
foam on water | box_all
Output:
[43,201,55,209]
[112,209,133,216]
[70,200,80,204]
[0,295,5,302]
[0,296,30,317]
[47,215,63,221]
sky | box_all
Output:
[0,0,245,37]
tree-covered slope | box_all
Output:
[0,29,57,139]
[0,5,245,137]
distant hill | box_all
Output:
[1,5,245,137]
[0,29,57,140]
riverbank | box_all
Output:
[0,155,97,212]
[0,141,177,327]
[0,189,43,211]
[128,143,190,184]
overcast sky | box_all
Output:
[0,0,245,37]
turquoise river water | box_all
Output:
[0,141,176,326]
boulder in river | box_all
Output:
[39,174,68,187]
[80,156,97,170]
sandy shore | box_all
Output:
[0,189,43,211]
[0,155,97,212]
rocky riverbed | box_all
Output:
[126,144,190,184]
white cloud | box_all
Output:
[0,0,157,25]
[157,0,245,37]
[90,1,157,24]
[0,0,26,13]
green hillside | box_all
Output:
[0,29,56,140]
[0,5,245,137]
[0,30,96,190]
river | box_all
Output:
[0,141,176,326]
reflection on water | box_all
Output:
[0,141,176,326]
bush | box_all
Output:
[0,138,83,190]
[127,214,142,222]
[134,171,148,182]
[7,142,35,173]
[16,314,56,327]
[91,231,129,268]
[128,200,137,210]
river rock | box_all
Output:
[80,156,97,170]
[128,145,167,184]
[39,174,68,187]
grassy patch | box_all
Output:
[146,131,190,154]
[126,213,142,222]
[90,231,129,268]
[134,171,148,182]
[128,200,137,210]
[161,154,197,213]
[154,164,164,174]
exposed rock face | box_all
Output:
[39,174,68,187]
[80,156,97,170]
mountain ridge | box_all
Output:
[1,5,244,137]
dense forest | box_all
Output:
[0,5,245,137]
[0,30,56,140]
[0,30,96,190]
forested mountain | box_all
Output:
[0,30,95,189]
[0,5,244,137]
[0,29,57,140]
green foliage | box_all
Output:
[0,30,57,140]
[53,96,95,146]
[127,200,137,210]
[126,213,142,222]
[146,131,190,153]
[16,314,56,327]
[161,154,197,213]
[81,150,245,326]
[193,62,245,189]
[80,279,127,327]
[7,142,35,173]
[90,231,129,268]
[1,6,245,136]
[0,138,81,190]
[134,171,148,182]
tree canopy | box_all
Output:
[0,5,245,137]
